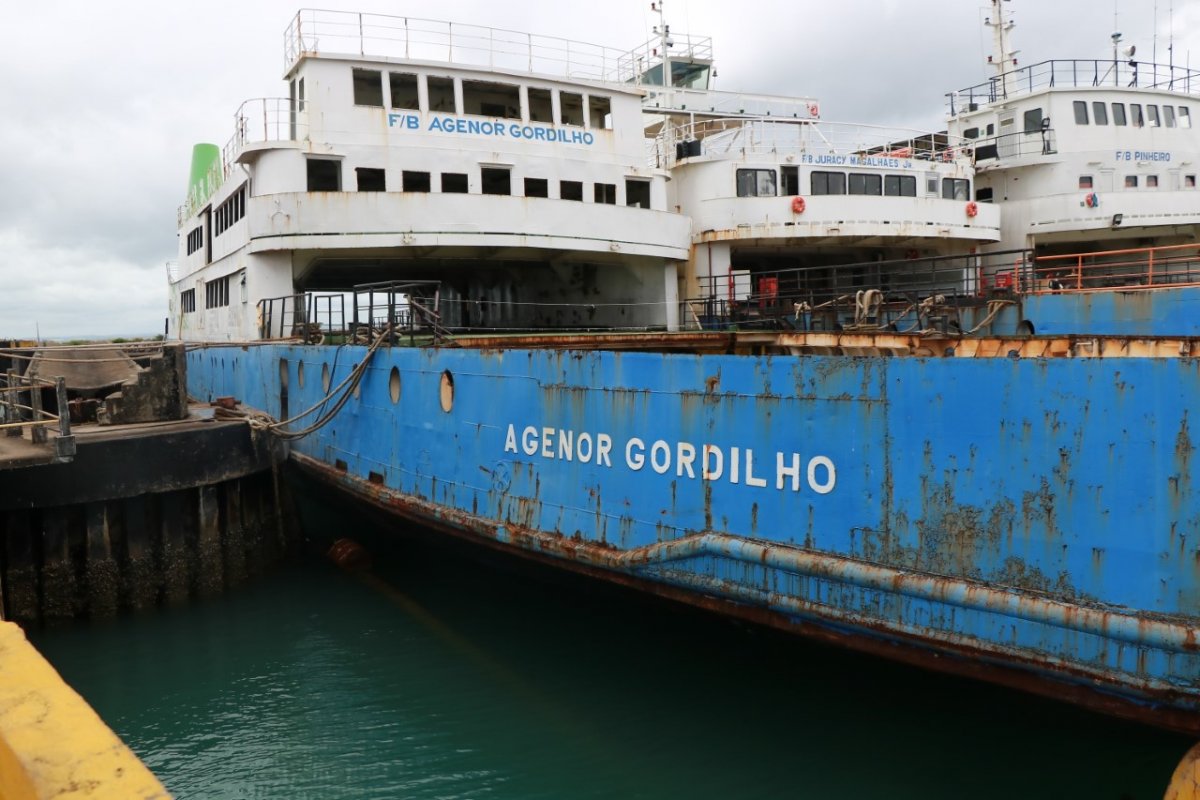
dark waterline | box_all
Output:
[31,513,1192,800]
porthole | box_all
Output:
[297,361,306,388]
[322,363,331,393]
[388,367,401,404]
[439,370,454,412]
[278,358,289,389]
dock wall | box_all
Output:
[0,419,289,626]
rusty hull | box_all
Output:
[295,451,1200,735]
[187,341,1200,733]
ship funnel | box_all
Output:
[186,143,221,210]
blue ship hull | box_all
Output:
[188,339,1200,731]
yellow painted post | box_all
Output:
[1165,742,1200,800]
[0,622,170,799]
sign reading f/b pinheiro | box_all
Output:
[388,113,596,145]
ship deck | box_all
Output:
[431,329,1200,359]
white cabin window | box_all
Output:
[942,178,969,200]
[594,183,616,204]
[1147,105,1161,127]
[810,171,845,196]
[1112,103,1127,126]
[214,184,247,236]
[848,173,882,196]
[1125,175,1138,188]
[402,171,431,192]
[1164,106,1177,127]
[356,168,385,192]
[205,276,230,309]
[180,289,196,314]
[427,77,455,113]
[588,95,612,129]
[1079,175,1094,189]
[737,169,777,197]
[307,160,340,191]
[442,173,468,193]
[925,172,939,195]
[1073,101,1089,125]
[1130,104,1144,127]
[389,73,419,110]
[528,88,553,123]
[352,69,383,107]
[1185,175,1196,188]
[1180,107,1192,128]
[1092,102,1108,125]
[884,175,916,197]
[463,81,520,119]
[625,179,651,208]
[560,92,584,126]
[481,167,511,196]
[560,180,583,201]
[525,178,549,198]
[1022,108,1043,133]
[1147,175,1159,188]
[186,225,203,255]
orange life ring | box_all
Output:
[965,201,979,218]
[791,196,806,214]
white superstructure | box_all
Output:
[170,6,1008,342]
[946,0,1200,256]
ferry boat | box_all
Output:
[177,3,1200,734]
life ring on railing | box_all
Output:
[791,196,806,214]
[965,201,979,218]
[1084,192,1100,208]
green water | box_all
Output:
[31,527,1193,799]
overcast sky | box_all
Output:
[1,0,1195,338]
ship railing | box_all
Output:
[615,34,714,85]
[653,118,969,168]
[0,371,72,453]
[680,249,1032,332]
[284,10,628,82]
[257,281,449,345]
[258,293,349,344]
[948,58,1200,115]
[1023,242,1200,294]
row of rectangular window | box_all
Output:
[1072,100,1191,128]
[205,276,230,309]
[352,69,612,128]
[214,185,246,237]
[308,159,652,206]
[735,167,967,200]
[1079,174,1199,189]
[185,226,203,256]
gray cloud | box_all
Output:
[0,0,1191,338]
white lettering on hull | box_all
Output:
[502,423,837,494]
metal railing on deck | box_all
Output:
[1,371,73,456]
[948,58,1200,114]
[257,281,450,345]
[284,10,627,80]
[682,249,1031,332]
[1023,243,1200,294]
[654,118,967,169]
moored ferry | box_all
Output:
[177,4,1200,736]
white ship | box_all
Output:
[169,4,1016,342]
